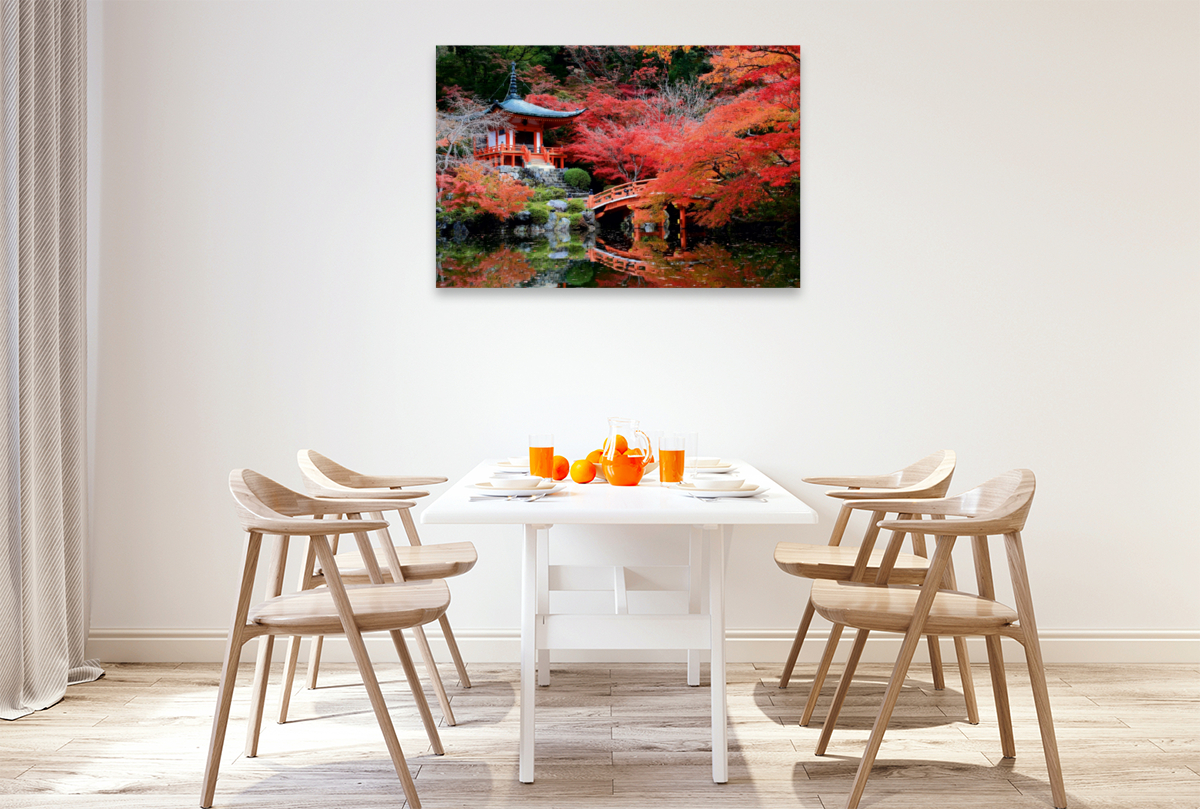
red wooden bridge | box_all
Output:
[585,180,653,213]
[586,179,693,238]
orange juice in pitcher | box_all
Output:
[601,417,655,486]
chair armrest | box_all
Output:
[357,474,448,488]
[249,517,389,536]
[310,488,429,500]
[803,474,898,488]
[308,497,416,516]
[878,516,1009,536]
[828,486,940,501]
[840,496,958,514]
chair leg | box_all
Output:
[1006,532,1067,809]
[972,536,1005,739]
[842,625,924,809]
[815,628,869,755]
[201,533,262,809]
[801,622,843,726]
[389,628,445,756]
[940,555,979,722]
[311,535,424,808]
[910,530,947,691]
[953,635,979,724]
[779,597,816,688]
[353,631,423,807]
[305,635,324,688]
[840,536,957,809]
[244,535,288,756]
[925,634,946,689]
[277,634,303,723]
[244,635,275,757]
[282,538,319,713]
[985,634,1015,756]
[412,623,457,726]
[200,632,247,808]
[439,613,472,688]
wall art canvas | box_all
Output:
[435,46,800,288]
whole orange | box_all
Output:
[569,459,597,484]
[601,435,629,455]
[586,448,604,464]
[551,455,569,481]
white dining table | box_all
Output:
[420,459,818,784]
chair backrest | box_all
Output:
[874,469,1036,537]
[895,450,956,488]
[298,450,375,494]
[229,468,393,536]
[940,469,1036,533]
[230,468,318,530]
[827,450,956,502]
[296,449,445,498]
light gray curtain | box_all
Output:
[0,0,99,721]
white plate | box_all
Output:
[686,459,733,471]
[472,480,563,496]
[688,465,736,474]
[673,482,768,499]
[495,460,530,471]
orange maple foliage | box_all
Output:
[438,162,534,219]
[645,46,800,228]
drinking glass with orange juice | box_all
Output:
[658,432,686,483]
[529,433,554,478]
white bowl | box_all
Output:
[508,456,529,466]
[498,476,543,489]
[689,457,723,468]
[691,476,745,491]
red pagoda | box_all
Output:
[474,63,585,169]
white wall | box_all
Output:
[87,0,1200,663]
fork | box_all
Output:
[696,495,769,503]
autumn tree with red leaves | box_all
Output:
[438,161,533,219]
[642,46,800,227]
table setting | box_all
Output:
[421,416,818,785]
[466,417,772,506]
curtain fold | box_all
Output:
[0,0,98,721]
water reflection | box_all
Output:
[436,227,799,288]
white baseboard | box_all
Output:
[88,626,1200,665]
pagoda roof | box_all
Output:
[491,97,585,120]
[489,62,585,121]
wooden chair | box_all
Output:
[202,469,450,809]
[775,450,978,727]
[809,469,1066,809]
[274,450,475,728]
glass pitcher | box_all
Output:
[602,416,655,486]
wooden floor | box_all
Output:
[1,659,1197,808]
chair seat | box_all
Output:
[249,580,451,635]
[774,542,931,585]
[318,541,477,583]
[810,579,1018,636]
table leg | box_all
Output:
[688,527,703,687]
[520,524,539,783]
[710,524,730,784]
[537,526,550,687]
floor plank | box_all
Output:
[0,661,1196,809]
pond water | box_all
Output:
[435,226,800,289]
